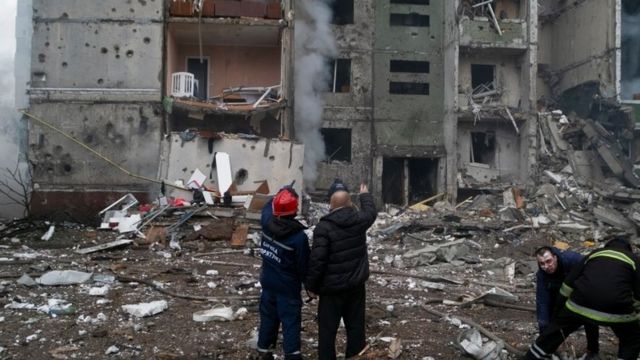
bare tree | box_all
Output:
[0,163,31,218]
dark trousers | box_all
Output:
[317,284,366,360]
[257,288,302,359]
[583,323,599,354]
[524,307,640,360]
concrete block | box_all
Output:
[568,151,604,185]
[465,163,501,183]
[165,134,304,194]
[593,206,636,231]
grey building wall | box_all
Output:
[371,1,446,204]
[373,1,444,150]
[316,0,375,191]
[28,0,163,195]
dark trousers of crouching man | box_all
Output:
[524,306,640,360]
[523,237,640,360]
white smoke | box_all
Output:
[0,0,27,220]
[294,0,336,190]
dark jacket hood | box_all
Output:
[321,206,360,227]
[267,216,307,239]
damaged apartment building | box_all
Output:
[17,0,640,216]
[22,0,299,218]
[318,0,635,206]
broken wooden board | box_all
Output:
[216,152,233,194]
[76,239,134,255]
[231,224,249,248]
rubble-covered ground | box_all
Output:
[0,204,626,359]
[2,108,639,359]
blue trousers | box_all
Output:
[257,288,302,357]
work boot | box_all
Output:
[284,353,303,360]
[249,351,274,360]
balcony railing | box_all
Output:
[169,0,281,20]
[459,17,527,50]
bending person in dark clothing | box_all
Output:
[535,246,599,359]
[523,237,640,360]
[306,180,377,360]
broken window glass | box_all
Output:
[330,0,354,25]
[327,59,352,93]
[390,60,430,73]
[470,131,496,165]
[321,128,352,162]
[389,81,429,95]
[390,13,430,27]
[471,64,496,92]
[621,0,640,100]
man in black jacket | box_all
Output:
[306,181,377,360]
[522,237,640,360]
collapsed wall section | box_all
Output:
[538,0,618,97]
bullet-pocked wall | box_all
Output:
[316,0,375,190]
[28,0,163,214]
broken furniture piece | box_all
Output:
[98,194,139,230]
[171,72,198,98]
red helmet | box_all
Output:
[272,188,298,216]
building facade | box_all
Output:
[20,0,629,216]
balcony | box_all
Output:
[169,0,282,20]
[164,14,285,137]
[459,17,528,52]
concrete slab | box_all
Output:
[592,205,636,231]
[568,151,604,185]
[166,134,304,194]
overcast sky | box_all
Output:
[0,0,16,60]
[0,0,17,107]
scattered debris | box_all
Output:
[36,270,93,286]
[40,225,55,241]
[458,328,504,360]
[192,306,248,322]
[121,300,169,318]
[76,239,134,254]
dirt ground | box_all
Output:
[0,221,623,359]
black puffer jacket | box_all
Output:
[305,192,377,294]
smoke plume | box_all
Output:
[0,0,27,220]
[294,0,336,190]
